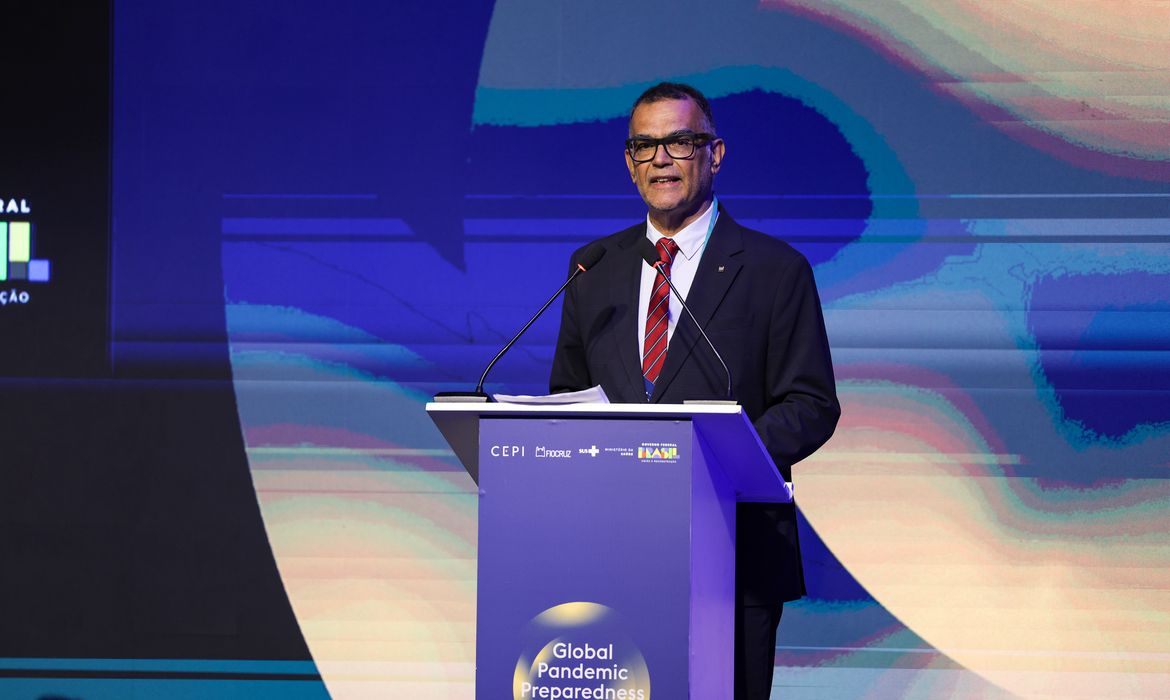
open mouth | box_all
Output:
[649,176,681,185]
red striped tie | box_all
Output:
[642,238,679,388]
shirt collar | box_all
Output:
[645,199,716,260]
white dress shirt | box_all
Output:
[636,199,718,360]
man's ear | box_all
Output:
[625,148,636,181]
[710,138,726,175]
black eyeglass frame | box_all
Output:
[624,132,720,163]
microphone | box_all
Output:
[638,238,734,402]
[433,242,606,402]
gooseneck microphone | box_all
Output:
[434,242,606,402]
[637,237,734,401]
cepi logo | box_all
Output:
[490,444,525,457]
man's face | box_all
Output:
[625,97,724,230]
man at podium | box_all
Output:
[550,82,841,700]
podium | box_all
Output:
[426,402,791,700]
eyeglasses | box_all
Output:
[625,132,718,163]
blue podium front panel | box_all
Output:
[477,417,698,700]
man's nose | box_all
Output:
[651,143,675,166]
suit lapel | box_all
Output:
[613,226,649,400]
[650,209,744,401]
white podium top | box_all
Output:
[425,402,792,503]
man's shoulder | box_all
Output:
[569,221,644,260]
[719,213,807,268]
[590,221,645,248]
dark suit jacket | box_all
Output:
[550,206,840,605]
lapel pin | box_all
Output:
[718,265,725,273]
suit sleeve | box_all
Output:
[549,251,591,394]
[753,254,840,481]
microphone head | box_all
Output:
[636,237,660,267]
[578,242,606,270]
